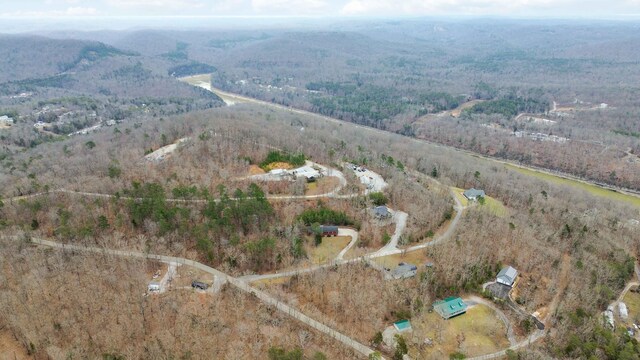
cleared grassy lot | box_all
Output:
[372,250,430,269]
[452,186,507,217]
[308,236,351,264]
[622,291,640,324]
[505,164,640,208]
[410,304,510,359]
[481,195,508,217]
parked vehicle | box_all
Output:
[191,280,209,290]
[148,282,160,292]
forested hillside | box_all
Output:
[0,35,223,147]
[0,19,639,359]
[64,22,640,190]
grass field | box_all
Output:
[410,304,510,359]
[452,187,469,207]
[623,291,640,324]
[505,164,640,208]
[308,236,351,264]
[264,162,294,171]
[482,196,508,217]
[372,250,430,269]
[305,176,341,196]
[452,187,507,217]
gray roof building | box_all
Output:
[389,263,418,279]
[373,205,391,218]
[463,188,485,200]
[496,266,518,287]
[319,225,338,232]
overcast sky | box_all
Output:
[2,0,640,19]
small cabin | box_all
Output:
[319,225,339,237]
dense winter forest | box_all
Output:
[0,19,639,359]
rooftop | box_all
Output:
[463,188,485,199]
[374,205,391,217]
[497,266,518,285]
[433,297,467,319]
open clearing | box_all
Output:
[410,304,511,359]
[264,161,294,171]
[481,196,508,217]
[0,331,29,360]
[505,164,640,208]
[622,291,640,324]
[372,249,430,269]
[452,186,507,216]
[309,236,352,264]
[144,138,189,162]
[452,187,470,207]
[179,74,241,105]
[450,100,485,117]
[306,176,341,196]
[248,164,266,175]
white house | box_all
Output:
[291,165,321,182]
[620,302,629,320]
[496,266,518,287]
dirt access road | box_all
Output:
[25,237,381,359]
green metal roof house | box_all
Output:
[433,297,468,319]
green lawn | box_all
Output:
[372,250,430,269]
[623,291,640,324]
[481,196,508,217]
[410,304,510,359]
[451,187,469,207]
[505,164,640,208]
[452,186,507,217]
[308,236,351,264]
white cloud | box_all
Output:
[1,6,99,17]
[251,0,329,14]
[106,0,206,9]
[65,6,99,15]
[340,0,600,16]
[212,0,249,13]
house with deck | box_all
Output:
[433,297,468,319]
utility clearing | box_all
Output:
[179,74,239,106]
[505,164,640,208]
[144,138,189,162]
